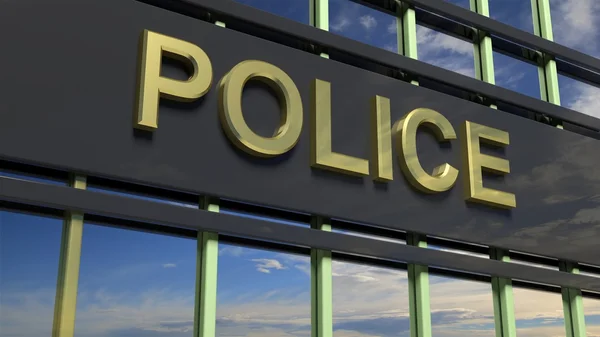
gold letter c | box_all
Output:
[393,108,459,193]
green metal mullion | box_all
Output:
[311,216,333,337]
[469,3,517,337]
[396,3,419,86]
[396,5,431,337]
[192,20,223,337]
[309,0,328,31]
[52,174,87,337]
[532,1,584,336]
[470,0,496,86]
[490,249,517,337]
[406,234,431,337]
[559,262,587,337]
[309,3,332,337]
[194,196,220,337]
[531,0,561,112]
[396,2,418,61]
[310,0,330,59]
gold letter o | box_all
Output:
[219,60,303,157]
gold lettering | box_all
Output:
[461,121,516,209]
[310,79,369,176]
[370,95,393,181]
[393,108,459,193]
[135,30,213,130]
[218,60,303,157]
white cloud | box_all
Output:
[331,15,351,32]
[162,263,176,268]
[219,245,248,257]
[564,81,600,119]
[551,0,600,55]
[383,43,397,52]
[415,25,475,78]
[252,258,287,273]
[4,266,600,337]
[359,15,377,31]
[387,21,397,34]
[497,69,526,89]
[417,25,473,57]
[548,0,600,119]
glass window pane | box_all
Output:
[329,0,397,50]
[559,74,600,119]
[493,52,541,99]
[430,276,495,337]
[74,224,196,336]
[216,244,310,336]
[513,287,565,337]
[550,0,600,58]
[489,0,534,33]
[333,260,410,337]
[233,0,309,24]
[0,211,63,337]
[584,297,600,336]
[417,25,475,78]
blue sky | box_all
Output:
[2,1,600,337]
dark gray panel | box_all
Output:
[1,0,600,266]
[2,176,600,291]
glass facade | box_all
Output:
[2,1,600,337]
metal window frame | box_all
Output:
[2,0,599,337]
[136,0,600,136]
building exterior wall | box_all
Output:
[1,1,600,337]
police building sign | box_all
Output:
[136,30,515,210]
[2,0,599,265]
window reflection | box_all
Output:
[428,244,489,259]
[0,211,63,337]
[417,25,475,78]
[333,260,409,337]
[489,0,534,33]
[584,297,600,336]
[493,52,540,99]
[74,224,196,337]
[216,244,310,337]
[550,0,600,58]
[332,225,405,244]
[0,170,67,185]
[509,252,557,271]
[558,74,600,119]
[233,0,309,24]
[329,0,397,51]
[513,287,565,337]
[430,276,495,337]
